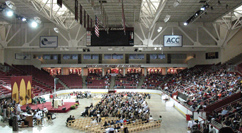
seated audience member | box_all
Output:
[47,111,53,120]
[149,115,154,122]
[158,115,162,122]
[103,121,108,127]
[91,118,97,124]
[66,115,72,123]
[220,108,228,116]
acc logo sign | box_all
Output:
[164,35,182,47]
[166,37,180,43]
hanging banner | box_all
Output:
[86,31,91,46]
[75,0,78,21]
[57,0,62,8]
[80,5,82,25]
[11,76,32,105]
[84,10,86,28]
[87,15,89,29]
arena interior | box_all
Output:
[0,0,242,133]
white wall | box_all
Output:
[0,48,4,64]
[187,50,221,68]
[4,49,41,68]
[221,29,242,64]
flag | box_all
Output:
[95,16,99,37]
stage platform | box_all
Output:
[21,102,76,113]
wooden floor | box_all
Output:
[0,94,188,133]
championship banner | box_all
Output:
[40,36,58,48]
[11,76,32,105]
[75,0,78,21]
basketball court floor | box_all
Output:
[0,94,187,133]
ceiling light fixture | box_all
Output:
[5,1,16,10]
[31,21,38,28]
[22,17,26,22]
[54,27,59,33]
[6,10,14,17]
[173,0,182,7]
[157,27,163,32]
[164,15,171,22]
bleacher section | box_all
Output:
[13,65,64,90]
[56,74,83,89]
[163,64,242,110]
[86,73,111,89]
[142,74,164,89]
[115,73,141,89]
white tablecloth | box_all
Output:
[54,99,64,108]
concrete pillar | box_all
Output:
[144,68,147,76]
[81,67,84,76]
[123,68,126,76]
[102,68,105,76]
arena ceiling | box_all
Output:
[0,0,241,51]
[0,0,242,28]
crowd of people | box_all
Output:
[142,74,165,89]
[208,100,242,132]
[82,92,151,120]
[114,73,141,89]
[86,74,111,89]
[163,65,242,111]
[0,98,54,127]
[76,92,160,133]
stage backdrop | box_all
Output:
[11,76,32,105]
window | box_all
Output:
[63,54,71,60]
[92,54,99,59]
[158,54,165,59]
[43,55,51,60]
[206,52,218,59]
[83,54,91,59]
[129,54,144,59]
[112,54,123,59]
[104,54,112,59]
[72,54,78,60]
[52,55,58,60]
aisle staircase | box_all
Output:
[110,76,115,89]
[137,76,145,89]
[56,78,69,90]
[82,76,87,88]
